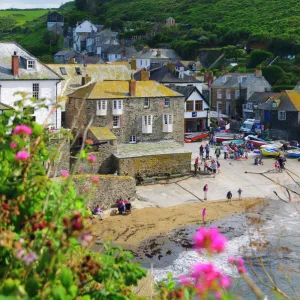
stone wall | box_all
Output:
[72,174,136,209]
[115,152,192,177]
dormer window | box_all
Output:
[27,60,36,69]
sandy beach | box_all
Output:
[91,198,262,251]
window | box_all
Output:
[217,89,222,99]
[186,101,193,111]
[195,100,203,111]
[60,67,67,75]
[164,98,170,108]
[163,114,173,132]
[113,116,120,128]
[144,115,152,126]
[32,83,39,100]
[217,102,222,114]
[144,98,149,108]
[235,90,240,99]
[27,60,36,69]
[98,100,106,110]
[113,100,122,110]
[226,89,231,100]
[278,111,286,121]
[75,67,81,75]
[142,115,153,134]
[129,135,136,144]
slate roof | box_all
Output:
[0,42,62,81]
[211,72,271,89]
[68,80,183,99]
[247,92,279,105]
[171,85,208,103]
[258,90,300,111]
[134,48,178,60]
[149,66,199,83]
[48,64,132,97]
[47,12,64,23]
[102,44,123,54]
[55,50,81,57]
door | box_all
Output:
[264,110,270,123]
[226,103,231,116]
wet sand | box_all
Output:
[91,198,262,251]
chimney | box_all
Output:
[129,79,136,97]
[130,59,137,70]
[12,51,19,77]
[81,76,86,86]
[255,68,262,77]
[140,68,149,81]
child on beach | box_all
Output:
[274,161,279,172]
[203,184,208,200]
[245,150,249,160]
[202,208,206,224]
[237,188,242,200]
[227,191,232,201]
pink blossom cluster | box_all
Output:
[87,155,96,163]
[13,125,32,136]
[91,176,99,183]
[181,263,231,299]
[15,151,30,162]
[228,257,246,274]
[60,170,69,177]
[16,249,38,265]
[194,227,227,254]
[85,139,93,145]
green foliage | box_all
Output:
[262,65,285,85]
[0,96,146,299]
[0,17,17,32]
[0,10,48,25]
[248,50,273,68]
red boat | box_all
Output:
[246,135,268,147]
[215,133,242,143]
[184,132,209,143]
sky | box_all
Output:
[0,0,70,9]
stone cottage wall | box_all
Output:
[72,175,136,209]
[115,152,192,177]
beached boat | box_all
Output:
[246,135,268,147]
[222,139,244,146]
[260,143,284,156]
[184,132,209,143]
[287,149,300,158]
[215,133,242,143]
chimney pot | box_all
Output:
[12,52,19,77]
[129,80,136,97]
[255,68,262,77]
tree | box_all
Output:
[248,50,273,68]
[262,65,284,85]
[111,18,124,32]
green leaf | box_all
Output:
[60,267,73,289]
[52,285,66,300]
[32,122,44,136]
[25,277,40,297]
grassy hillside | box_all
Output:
[0,10,48,25]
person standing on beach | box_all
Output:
[227,191,232,201]
[194,157,199,175]
[215,147,221,159]
[202,208,206,224]
[205,144,210,159]
[223,145,228,159]
[211,160,217,178]
[199,145,204,160]
[203,184,208,200]
[237,188,242,200]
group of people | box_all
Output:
[116,198,132,215]
[275,155,286,172]
[203,184,243,201]
[194,156,220,177]
[223,142,252,160]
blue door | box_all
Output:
[264,110,270,123]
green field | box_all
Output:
[0,10,48,25]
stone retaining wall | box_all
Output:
[72,174,136,209]
[115,152,192,177]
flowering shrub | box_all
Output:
[0,107,146,299]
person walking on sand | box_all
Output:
[237,188,242,200]
[203,184,208,200]
[227,191,232,202]
[211,160,217,178]
[199,145,204,160]
[194,157,199,175]
[202,208,206,224]
[223,145,228,159]
[205,144,210,159]
[215,147,221,159]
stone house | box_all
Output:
[0,42,63,128]
[65,78,191,175]
[166,17,176,27]
[47,12,64,29]
[258,90,300,140]
[211,70,271,117]
[73,21,98,52]
[54,50,83,64]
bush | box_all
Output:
[248,50,273,68]
[262,65,284,85]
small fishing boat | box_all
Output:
[215,133,242,143]
[246,135,268,147]
[287,149,300,158]
[222,139,244,146]
[184,132,209,143]
[260,143,284,156]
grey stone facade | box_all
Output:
[66,96,185,145]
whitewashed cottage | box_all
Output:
[0,42,63,128]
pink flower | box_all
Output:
[10,142,17,149]
[15,151,30,161]
[87,155,96,163]
[78,167,83,174]
[60,170,69,177]
[215,291,222,299]
[228,256,246,274]
[22,251,38,265]
[228,257,236,264]
[78,231,93,246]
[16,249,25,259]
[13,125,32,136]
[91,176,100,183]
[83,187,89,192]
[194,227,227,254]
[85,139,93,145]
[220,275,231,288]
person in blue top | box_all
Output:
[205,144,210,159]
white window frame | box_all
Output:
[129,135,136,144]
[96,100,107,116]
[112,100,123,115]
[32,83,39,100]
[113,115,120,128]
[217,89,222,99]
[142,115,153,134]
[144,98,150,108]
[217,102,222,114]
[278,110,286,121]
[27,60,36,69]
[226,89,231,100]
[235,90,240,99]
[164,98,170,108]
[163,114,173,132]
